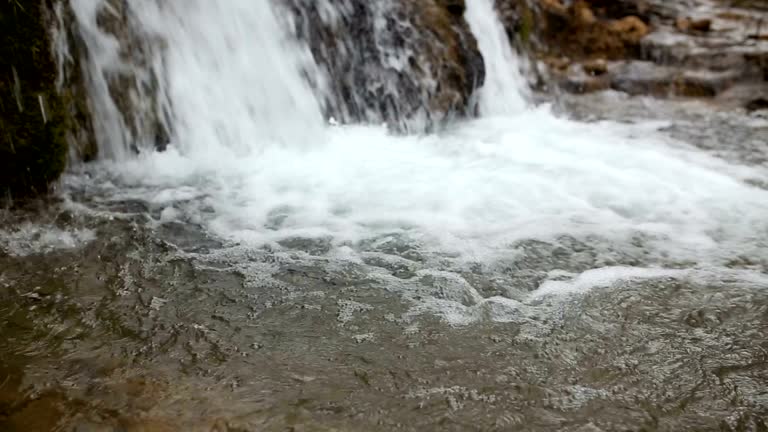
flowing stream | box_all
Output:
[1,0,768,430]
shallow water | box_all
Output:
[2,95,768,431]
[2,0,768,429]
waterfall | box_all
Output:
[58,0,768,272]
[65,0,487,158]
[69,0,169,159]
[464,0,528,115]
[133,0,328,156]
[69,0,326,157]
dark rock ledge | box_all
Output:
[1,0,95,203]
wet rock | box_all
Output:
[554,60,612,93]
[289,0,484,132]
[690,18,712,32]
[574,423,606,432]
[498,0,652,61]
[81,0,171,153]
[540,0,568,17]
[573,1,597,25]
[416,272,483,306]
[608,16,650,43]
[609,61,739,97]
[746,97,768,112]
[54,2,100,163]
[0,1,73,200]
[561,74,611,93]
[514,0,768,100]
[585,0,653,21]
[713,83,768,110]
[544,56,573,72]
[683,307,724,328]
[675,17,691,32]
[582,58,608,75]
[675,17,713,33]
[437,0,467,16]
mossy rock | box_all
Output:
[0,0,69,200]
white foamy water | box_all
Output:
[63,0,768,306]
[90,108,768,266]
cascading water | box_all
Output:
[464,0,528,115]
[69,0,326,157]
[132,0,327,155]
[69,0,170,159]
[62,0,768,302]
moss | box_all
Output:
[0,0,70,200]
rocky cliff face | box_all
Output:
[0,0,94,201]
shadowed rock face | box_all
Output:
[289,0,485,131]
[0,0,95,201]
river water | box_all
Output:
[1,0,767,430]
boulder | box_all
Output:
[609,16,650,43]
[574,2,597,25]
[676,17,713,33]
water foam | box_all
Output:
[89,108,768,268]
